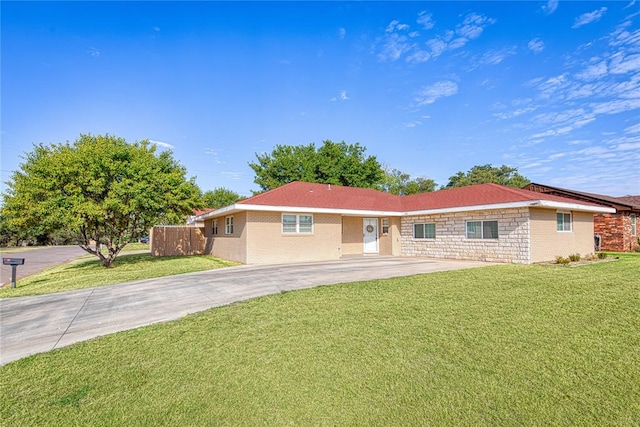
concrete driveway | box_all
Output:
[0,257,493,365]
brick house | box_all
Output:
[524,183,640,252]
[192,181,613,265]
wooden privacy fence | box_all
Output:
[151,226,205,256]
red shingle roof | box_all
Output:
[235,181,604,213]
[239,181,401,211]
[193,208,215,216]
[524,182,640,210]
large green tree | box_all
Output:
[200,187,244,209]
[379,168,437,195]
[249,140,385,192]
[1,134,200,267]
[443,164,530,189]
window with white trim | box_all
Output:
[282,214,313,234]
[631,213,637,236]
[414,223,436,239]
[466,220,498,239]
[225,216,234,234]
[556,212,572,232]
[382,218,389,235]
[212,219,218,235]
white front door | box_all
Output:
[363,218,379,253]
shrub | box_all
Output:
[569,253,581,262]
[555,255,571,265]
[597,252,608,259]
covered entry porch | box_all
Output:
[341,216,401,256]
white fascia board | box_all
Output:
[405,200,615,216]
[404,201,535,216]
[195,204,242,221]
[535,200,616,213]
[196,199,615,221]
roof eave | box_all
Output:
[196,203,403,218]
[405,200,615,216]
[195,199,615,221]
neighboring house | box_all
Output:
[192,181,614,265]
[524,183,640,252]
[187,208,215,227]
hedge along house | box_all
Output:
[193,181,614,265]
[524,182,640,252]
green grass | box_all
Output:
[0,253,238,298]
[1,255,638,425]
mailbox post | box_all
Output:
[3,258,25,289]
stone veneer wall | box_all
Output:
[401,208,531,264]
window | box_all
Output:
[282,214,313,234]
[466,220,499,239]
[556,212,572,232]
[225,216,234,234]
[632,213,637,236]
[414,223,436,239]
[382,218,389,235]
[212,219,218,235]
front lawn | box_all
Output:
[0,253,238,298]
[1,254,638,425]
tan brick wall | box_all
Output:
[341,217,363,255]
[379,217,401,255]
[401,208,531,263]
[244,212,342,264]
[530,209,595,262]
[204,212,248,263]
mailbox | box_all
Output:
[3,257,25,288]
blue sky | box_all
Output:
[2,1,639,198]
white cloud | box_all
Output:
[542,0,558,15]
[149,140,174,149]
[609,52,640,74]
[406,50,431,64]
[220,171,242,180]
[415,81,458,106]
[377,32,413,62]
[575,60,608,80]
[456,12,495,40]
[404,121,422,128]
[331,90,350,102]
[417,11,434,30]
[494,106,538,120]
[527,38,545,54]
[153,26,160,32]
[426,38,447,58]
[338,28,346,39]
[572,7,608,29]
[386,20,409,33]
[591,98,640,115]
[479,46,517,65]
[624,123,640,133]
[88,47,100,57]
[375,11,494,63]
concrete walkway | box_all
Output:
[0,257,492,365]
